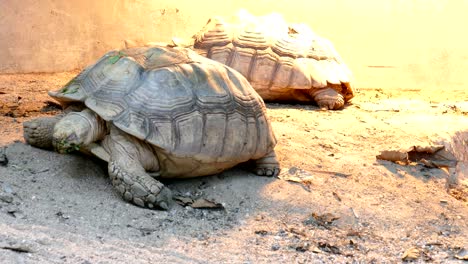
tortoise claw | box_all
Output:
[255,167,280,177]
[253,151,280,177]
[159,201,169,210]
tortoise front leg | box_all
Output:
[105,127,172,210]
[23,105,85,150]
[253,150,280,177]
[23,115,63,149]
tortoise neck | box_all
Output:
[52,109,107,154]
[79,109,107,144]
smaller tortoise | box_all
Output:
[23,46,279,210]
[175,10,354,110]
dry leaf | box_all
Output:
[420,158,437,168]
[311,246,321,253]
[346,230,362,237]
[332,191,342,201]
[376,150,408,162]
[281,175,305,183]
[413,145,444,153]
[455,248,468,260]
[304,212,340,228]
[254,230,268,236]
[402,247,420,261]
[318,242,341,255]
[291,241,311,252]
[419,158,454,169]
[314,213,340,224]
[278,167,313,180]
[278,167,315,192]
[377,144,458,169]
[191,198,224,210]
[287,227,307,237]
[173,196,194,206]
[173,196,224,210]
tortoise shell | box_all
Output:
[49,46,276,166]
[192,13,354,103]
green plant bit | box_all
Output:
[108,51,127,64]
[57,139,81,153]
[61,78,79,94]
[62,86,78,94]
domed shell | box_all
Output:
[192,13,354,102]
[49,46,276,163]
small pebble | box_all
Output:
[2,183,14,194]
[0,194,13,203]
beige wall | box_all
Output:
[1,0,467,90]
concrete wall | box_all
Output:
[1,0,467,90]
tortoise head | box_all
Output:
[52,110,106,154]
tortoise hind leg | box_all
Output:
[253,151,280,177]
[105,126,172,210]
[311,87,345,110]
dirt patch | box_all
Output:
[0,73,467,263]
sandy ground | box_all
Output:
[0,72,467,263]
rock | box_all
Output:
[0,194,13,203]
[455,248,468,260]
[0,147,8,166]
[271,243,280,251]
[1,183,14,194]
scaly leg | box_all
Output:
[23,105,84,150]
[106,126,172,210]
[311,87,345,110]
[23,115,62,149]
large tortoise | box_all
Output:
[175,11,354,110]
[23,46,279,210]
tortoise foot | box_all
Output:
[23,116,61,149]
[253,151,280,177]
[109,161,172,210]
[312,88,345,110]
